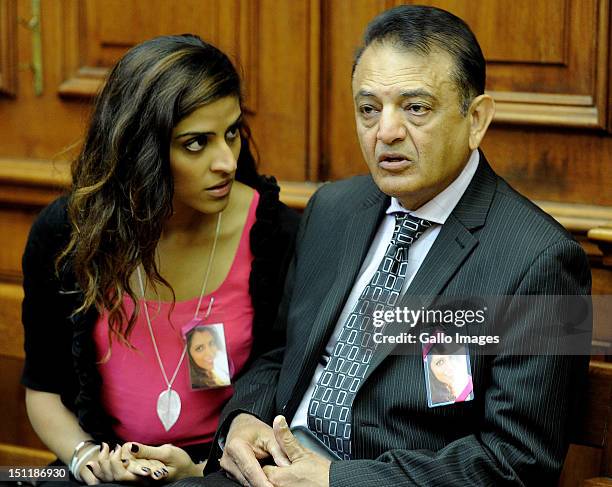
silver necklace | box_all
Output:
[136,212,222,431]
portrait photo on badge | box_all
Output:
[185,323,231,390]
[422,339,474,408]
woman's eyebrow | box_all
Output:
[174,114,243,140]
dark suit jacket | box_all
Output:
[209,154,592,486]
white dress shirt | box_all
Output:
[290,149,480,430]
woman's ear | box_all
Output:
[467,94,495,151]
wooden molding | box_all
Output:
[0,158,70,206]
[307,0,322,181]
[0,158,70,188]
[0,0,17,97]
[588,226,612,266]
[57,0,261,106]
[534,201,612,233]
[2,157,612,255]
[237,0,259,113]
[489,91,603,129]
[608,0,612,132]
[485,0,609,130]
[58,0,96,99]
[596,0,610,132]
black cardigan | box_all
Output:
[21,176,299,443]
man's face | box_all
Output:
[352,43,473,209]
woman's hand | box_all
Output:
[122,442,206,481]
[81,442,169,484]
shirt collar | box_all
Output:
[386,149,480,225]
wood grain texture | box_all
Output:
[0,442,54,466]
[0,356,47,451]
[559,361,612,486]
[481,126,612,207]
[0,0,17,97]
[0,208,38,280]
[0,282,24,358]
[589,227,612,266]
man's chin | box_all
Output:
[373,174,422,199]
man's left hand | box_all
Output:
[262,416,331,487]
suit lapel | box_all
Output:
[361,153,498,384]
[362,215,478,382]
[294,183,388,387]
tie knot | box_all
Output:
[392,213,432,247]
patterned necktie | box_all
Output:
[307,213,432,459]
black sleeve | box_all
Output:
[21,197,79,407]
[248,193,301,360]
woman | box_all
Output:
[427,344,473,406]
[21,34,298,484]
[186,325,230,389]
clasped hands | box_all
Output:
[79,440,203,485]
[220,414,331,487]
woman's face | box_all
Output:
[189,329,219,371]
[170,96,242,217]
[430,354,459,387]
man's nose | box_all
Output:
[210,141,237,173]
[377,108,407,145]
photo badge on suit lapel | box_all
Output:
[422,331,474,408]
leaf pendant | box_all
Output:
[157,388,181,431]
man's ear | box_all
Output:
[467,94,495,151]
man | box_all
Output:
[204,5,591,486]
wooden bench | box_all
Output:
[560,361,612,486]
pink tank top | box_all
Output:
[93,192,259,446]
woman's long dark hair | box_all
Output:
[58,34,259,345]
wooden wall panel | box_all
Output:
[0,0,312,181]
[482,126,612,206]
[0,0,17,97]
[400,0,609,128]
[405,0,568,64]
[58,0,258,106]
[246,0,310,180]
[320,0,386,180]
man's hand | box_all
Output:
[262,416,331,487]
[220,413,291,487]
[123,442,203,481]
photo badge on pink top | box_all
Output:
[182,317,232,390]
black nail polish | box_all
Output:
[131,443,139,453]
[142,466,150,473]
[154,470,161,478]
[161,468,168,474]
